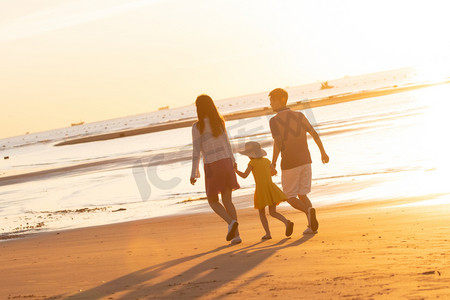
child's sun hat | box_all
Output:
[239,141,267,158]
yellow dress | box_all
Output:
[249,158,287,209]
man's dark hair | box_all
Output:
[269,88,288,103]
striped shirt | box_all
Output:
[191,118,235,179]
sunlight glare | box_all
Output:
[414,63,450,84]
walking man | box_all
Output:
[269,88,329,234]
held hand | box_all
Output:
[321,152,329,164]
[270,167,278,176]
[190,177,197,185]
[270,163,277,176]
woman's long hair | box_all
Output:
[195,94,225,137]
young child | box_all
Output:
[235,141,294,239]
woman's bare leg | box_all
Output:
[221,188,240,237]
[207,194,233,224]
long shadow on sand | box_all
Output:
[67,235,314,299]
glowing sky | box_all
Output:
[1,0,449,138]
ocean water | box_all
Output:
[1,69,449,238]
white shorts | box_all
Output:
[281,164,312,198]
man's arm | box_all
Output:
[271,139,281,167]
[302,116,329,164]
[269,118,281,167]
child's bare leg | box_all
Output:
[258,208,271,238]
[269,205,294,237]
[268,205,289,225]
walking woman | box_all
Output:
[190,94,241,244]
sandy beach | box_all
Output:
[2,2,449,299]
[1,194,449,299]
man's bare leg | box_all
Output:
[287,195,318,232]
[299,194,318,232]
[298,194,312,210]
[286,197,310,214]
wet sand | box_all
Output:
[1,195,449,299]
